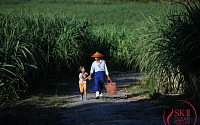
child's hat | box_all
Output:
[91,52,104,58]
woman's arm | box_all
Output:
[90,62,94,79]
[104,62,109,76]
[104,62,111,80]
[90,62,95,75]
[107,75,111,81]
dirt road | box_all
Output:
[60,73,166,125]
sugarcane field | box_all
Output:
[0,0,200,125]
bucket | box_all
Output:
[105,79,117,96]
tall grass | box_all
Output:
[0,0,30,4]
[1,0,199,103]
[0,12,128,103]
[0,13,36,102]
[133,1,200,99]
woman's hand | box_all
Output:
[107,75,111,81]
[88,76,92,81]
[89,73,93,81]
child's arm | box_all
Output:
[80,76,91,81]
[87,76,92,80]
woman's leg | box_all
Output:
[99,83,103,97]
[96,91,99,97]
[99,73,105,97]
[94,74,100,98]
[93,71,104,98]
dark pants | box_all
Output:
[92,71,105,94]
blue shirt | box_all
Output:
[90,60,109,75]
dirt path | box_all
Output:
[59,73,167,125]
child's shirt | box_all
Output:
[79,72,88,84]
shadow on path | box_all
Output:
[61,101,165,125]
[60,73,165,125]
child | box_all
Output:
[89,52,111,99]
[79,66,91,100]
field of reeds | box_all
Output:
[0,0,200,104]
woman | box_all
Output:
[89,52,111,99]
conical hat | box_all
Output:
[91,52,104,58]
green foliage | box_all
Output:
[158,2,200,97]
[0,0,171,31]
[133,2,200,99]
[0,17,36,103]
[0,0,31,4]
[115,0,199,3]
[1,0,199,103]
[0,12,127,103]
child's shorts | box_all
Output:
[79,83,86,93]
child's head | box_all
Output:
[80,66,85,73]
